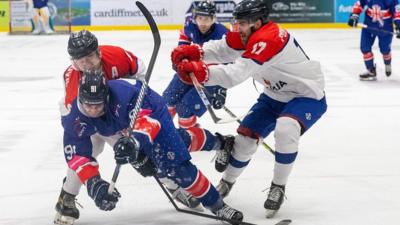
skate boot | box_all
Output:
[44,27,55,34]
[385,64,392,77]
[54,189,80,225]
[359,67,377,81]
[32,29,41,35]
[167,187,203,210]
[264,182,286,218]
[216,179,235,198]
[212,203,243,225]
[214,133,235,172]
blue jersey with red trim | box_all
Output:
[33,0,48,9]
[62,79,191,183]
[352,0,400,31]
[178,19,228,46]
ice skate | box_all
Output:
[264,182,286,218]
[216,179,235,198]
[54,189,80,225]
[32,29,41,35]
[359,67,377,81]
[167,187,203,211]
[44,27,55,34]
[385,64,391,77]
[212,203,243,225]
[214,133,235,172]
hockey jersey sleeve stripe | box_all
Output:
[68,155,100,183]
[68,155,90,170]
[179,29,191,46]
[185,170,211,198]
[394,7,400,20]
[352,1,363,14]
[133,115,161,142]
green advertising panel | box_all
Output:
[268,0,334,23]
[0,0,9,30]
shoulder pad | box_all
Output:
[226,31,245,50]
[242,23,289,64]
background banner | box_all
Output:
[0,0,9,30]
[267,0,334,23]
[335,0,365,23]
[90,0,235,26]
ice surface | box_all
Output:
[0,29,399,225]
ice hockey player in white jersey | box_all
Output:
[171,0,327,218]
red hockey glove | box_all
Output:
[171,44,204,68]
[176,61,209,85]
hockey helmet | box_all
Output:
[68,30,98,59]
[193,0,217,17]
[233,0,269,23]
[78,70,109,106]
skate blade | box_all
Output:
[178,202,204,212]
[54,213,76,225]
[359,76,377,81]
[191,204,205,212]
[266,209,278,218]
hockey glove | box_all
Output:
[348,14,359,27]
[114,136,140,165]
[210,86,227,109]
[171,44,204,69]
[395,26,400,39]
[176,61,209,85]
[131,152,157,177]
[86,175,121,211]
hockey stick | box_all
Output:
[189,73,245,124]
[108,0,161,194]
[221,105,276,155]
[153,176,257,225]
[189,79,276,155]
[358,23,396,35]
[154,175,292,225]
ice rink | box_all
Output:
[0,28,399,225]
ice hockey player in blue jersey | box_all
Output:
[348,0,400,80]
[61,70,244,224]
[162,0,234,173]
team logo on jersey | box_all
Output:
[111,66,118,79]
[73,118,87,137]
[167,151,175,160]
[370,4,384,27]
[263,79,287,91]
[113,104,121,117]
[278,27,288,43]
[305,112,312,121]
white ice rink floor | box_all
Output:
[0,29,399,225]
